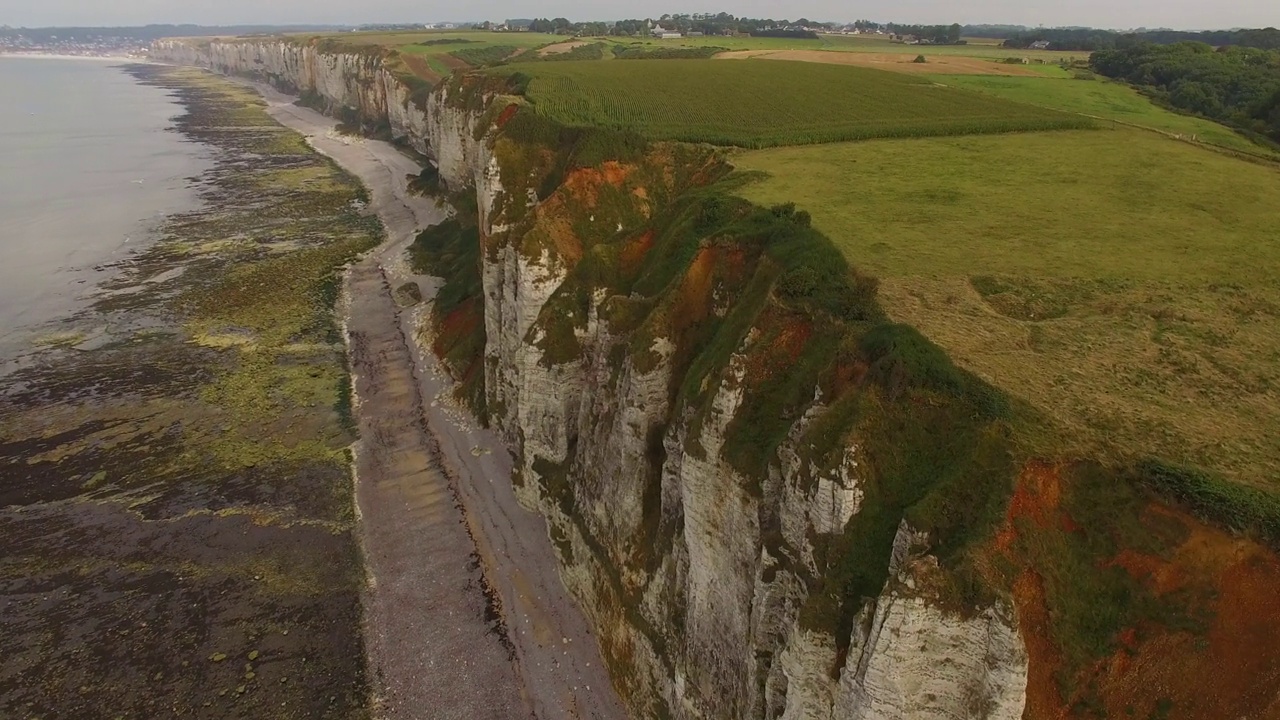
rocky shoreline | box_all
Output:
[0,65,373,718]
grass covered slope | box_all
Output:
[735,127,1280,489]
[504,59,1093,147]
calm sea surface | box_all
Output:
[0,56,209,360]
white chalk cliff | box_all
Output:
[154,39,1029,720]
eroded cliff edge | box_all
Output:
[154,38,1280,720]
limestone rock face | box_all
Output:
[834,524,1029,720]
[154,39,1031,720]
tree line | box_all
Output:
[1091,42,1280,142]
[993,26,1280,52]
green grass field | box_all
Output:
[734,128,1280,488]
[503,59,1092,147]
[930,74,1279,157]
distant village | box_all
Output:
[341,16,969,45]
[0,31,148,57]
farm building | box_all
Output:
[654,31,684,39]
[1029,40,1052,50]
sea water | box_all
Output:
[0,56,209,361]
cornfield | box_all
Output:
[505,60,1094,148]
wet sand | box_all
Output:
[254,88,628,718]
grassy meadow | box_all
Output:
[931,74,1279,157]
[734,128,1280,488]
[502,59,1091,147]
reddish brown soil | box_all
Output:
[1014,569,1069,719]
[998,462,1069,717]
[619,231,655,275]
[997,461,1280,719]
[399,55,441,84]
[436,54,470,71]
[562,161,633,207]
[434,296,483,375]
[537,162,640,265]
[827,357,868,397]
[1095,513,1280,719]
[995,459,1062,553]
[494,103,520,129]
[742,306,813,387]
[679,248,717,320]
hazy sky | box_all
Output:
[1,0,1274,31]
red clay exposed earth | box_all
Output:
[997,460,1280,719]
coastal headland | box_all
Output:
[147,32,1280,720]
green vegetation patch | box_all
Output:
[611,44,726,60]
[498,59,1093,148]
[1137,460,1280,548]
[804,386,1015,639]
[409,192,488,418]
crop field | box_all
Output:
[929,74,1280,157]
[604,32,1083,63]
[506,59,1093,147]
[734,127,1280,489]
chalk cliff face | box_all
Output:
[155,40,1029,719]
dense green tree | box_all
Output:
[1092,42,1280,141]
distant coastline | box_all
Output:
[0,52,148,62]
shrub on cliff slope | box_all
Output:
[409,191,487,418]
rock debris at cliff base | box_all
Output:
[257,86,626,718]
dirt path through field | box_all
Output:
[256,86,627,719]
